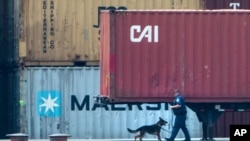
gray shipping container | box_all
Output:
[20,67,201,139]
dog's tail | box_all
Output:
[127,128,139,133]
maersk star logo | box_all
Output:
[37,91,61,117]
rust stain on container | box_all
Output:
[19,0,203,66]
[100,10,250,103]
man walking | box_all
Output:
[165,89,191,141]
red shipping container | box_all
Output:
[213,111,250,137]
[100,10,250,103]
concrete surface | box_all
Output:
[0,138,230,141]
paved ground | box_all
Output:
[70,139,230,141]
[67,139,230,141]
[0,138,230,141]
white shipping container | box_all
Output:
[20,67,202,139]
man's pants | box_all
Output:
[169,115,191,141]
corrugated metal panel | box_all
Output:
[214,111,250,137]
[21,67,202,139]
[19,0,203,66]
[204,0,250,9]
[100,10,250,103]
[0,0,20,138]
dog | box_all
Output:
[127,117,168,141]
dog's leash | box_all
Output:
[161,127,171,133]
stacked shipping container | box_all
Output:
[204,0,250,9]
[19,0,203,66]
[100,10,250,103]
[18,0,250,66]
[99,9,250,138]
[17,0,204,139]
[20,67,201,138]
[0,0,20,138]
[214,111,250,137]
